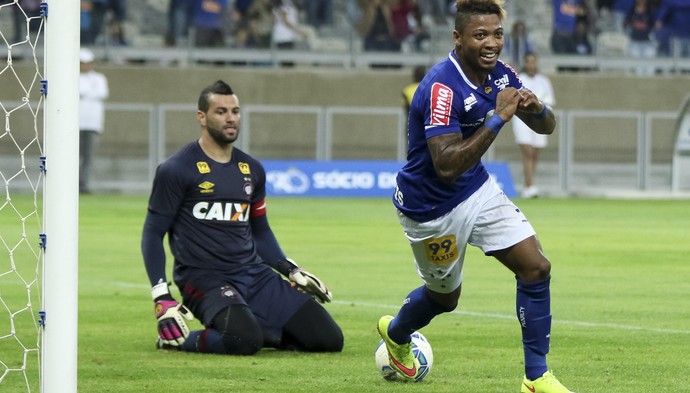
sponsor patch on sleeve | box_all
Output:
[429,83,453,126]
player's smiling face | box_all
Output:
[200,93,241,146]
[454,13,503,82]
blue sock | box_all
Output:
[388,286,452,344]
[516,277,552,380]
[181,329,226,354]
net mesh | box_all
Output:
[0,1,45,391]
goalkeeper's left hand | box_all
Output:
[281,258,332,303]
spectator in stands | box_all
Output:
[271,0,314,50]
[90,1,110,45]
[390,0,429,52]
[108,0,128,45]
[511,52,555,198]
[574,4,594,55]
[355,0,430,65]
[654,0,690,58]
[504,20,534,69]
[305,0,333,29]
[596,0,616,10]
[346,0,363,27]
[271,0,316,66]
[356,0,400,52]
[612,0,635,33]
[192,0,230,48]
[165,0,194,47]
[79,48,109,195]
[551,0,583,54]
[419,0,448,25]
[81,0,127,45]
[232,0,272,48]
[625,0,657,74]
[81,0,95,44]
[234,0,255,20]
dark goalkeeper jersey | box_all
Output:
[146,141,268,276]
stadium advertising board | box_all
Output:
[263,160,516,198]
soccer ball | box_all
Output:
[374,331,433,382]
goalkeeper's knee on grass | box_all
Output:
[211,304,264,355]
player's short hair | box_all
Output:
[454,0,506,33]
[198,80,235,113]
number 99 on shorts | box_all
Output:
[423,235,458,265]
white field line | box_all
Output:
[112,281,690,335]
[331,300,690,335]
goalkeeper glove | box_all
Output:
[151,282,194,347]
[279,258,333,303]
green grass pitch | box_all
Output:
[1,195,689,392]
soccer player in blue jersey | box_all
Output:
[141,80,343,355]
[376,1,576,392]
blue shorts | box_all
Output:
[174,264,311,340]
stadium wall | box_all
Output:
[1,64,686,193]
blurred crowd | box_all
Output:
[548,0,690,59]
[6,0,688,68]
[505,0,690,74]
[154,0,456,51]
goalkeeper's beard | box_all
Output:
[207,123,240,145]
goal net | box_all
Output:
[0,1,79,392]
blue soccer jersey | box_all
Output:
[147,142,268,277]
[394,50,523,222]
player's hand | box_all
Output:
[154,299,194,347]
[516,88,543,114]
[288,268,333,303]
[495,87,522,121]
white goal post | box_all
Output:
[42,1,80,393]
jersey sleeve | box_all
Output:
[418,79,462,139]
[141,161,187,287]
[248,160,287,269]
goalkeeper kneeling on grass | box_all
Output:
[141,80,343,355]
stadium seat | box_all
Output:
[596,32,629,58]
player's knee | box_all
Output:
[318,326,344,352]
[427,286,461,311]
[532,258,551,280]
[220,329,263,355]
[521,258,551,282]
[213,304,264,355]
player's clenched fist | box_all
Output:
[516,88,543,114]
[494,87,522,121]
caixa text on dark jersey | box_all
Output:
[192,201,249,222]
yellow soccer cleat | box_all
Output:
[521,371,575,393]
[376,315,420,381]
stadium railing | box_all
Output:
[1,102,680,197]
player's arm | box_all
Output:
[428,88,522,184]
[142,209,194,346]
[515,88,555,135]
[141,210,173,285]
[251,202,332,303]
